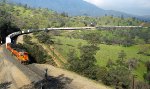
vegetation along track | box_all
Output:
[49,45,67,63]
[30,35,63,67]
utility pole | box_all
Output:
[52,47,54,57]
[45,68,48,80]
[132,75,137,89]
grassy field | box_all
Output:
[52,36,150,80]
[53,36,87,58]
[96,44,149,66]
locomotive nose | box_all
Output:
[24,52,29,61]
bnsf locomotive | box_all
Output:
[6,43,29,64]
[6,31,31,64]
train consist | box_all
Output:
[5,30,32,64]
[4,26,143,64]
[4,27,93,64]
[5,28,47,64]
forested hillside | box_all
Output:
[10,0,150,22]
[1,1,150,89]
[0,2,144,29]
[1,1,146,41]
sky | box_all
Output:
[84,0,150,16]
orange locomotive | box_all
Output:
[6,43,29,64]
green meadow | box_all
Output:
[53,36,150,80]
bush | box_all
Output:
[22,35,54,64]
[35,32,54,44]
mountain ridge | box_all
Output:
[10,0,150,21]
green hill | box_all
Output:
[1,2,150,89]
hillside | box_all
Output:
[1,2,150,89]
[10,0,150,21]
[0,45,111,89]
[9,0,128,16]
[0,2,144,29]
[23,25,150,89]
[0,1,145,43]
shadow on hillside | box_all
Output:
[19,74,73,89]
[55,43,63,45]
[28,56,37,64]
[0,82,12,89]
[66,44,74,47]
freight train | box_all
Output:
[5,29,46,64]
[5,27,94,64]
[5,30,31,64]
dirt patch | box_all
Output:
[34,64,111,89]
[0,60,31,89]
[16,35,23,44]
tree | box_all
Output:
[61,12,68,17]
[22,35,53,64]
[0,2,20,43]
[95,66,108,81]
[135,81,150,89]
[103,50,132,89]
[36,32,54,45]
[127,58,139,70]
[79,45,100,78]
[116,50,127,67]
[134,36,145,44]
[24,4,28,9]
[138,45,150,56]
[67,45,100,79]
[106,59,115,68]
[0,0,7,3]
[57,39,62,45]
[23,35,32,44]
[67,49,82,72]
[144,72,150,84]
[83,33,101,46]
[102,66,131,89]
[145,61,150,72]
[118,50,126,61]
[80,45,99,56]
[77,42,82,49]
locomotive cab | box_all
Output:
[19,52,29,64]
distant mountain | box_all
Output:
[10,0,150,21]
[143,15,150,20]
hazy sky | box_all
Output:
[84,0,150,15]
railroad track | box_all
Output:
[1,44,55,88]
[26,64,45,79]
[2,44,74,89]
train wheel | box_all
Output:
[24,61,28,65]
[23,61,27,65]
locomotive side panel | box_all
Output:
[6,43,29,63]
